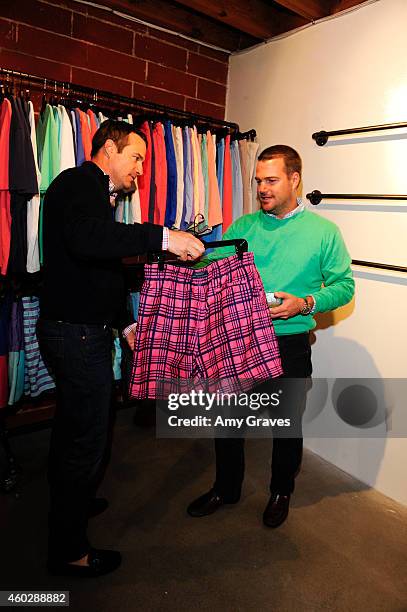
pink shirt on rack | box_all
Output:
[0,98,12,275]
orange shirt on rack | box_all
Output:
[87,109,98,138]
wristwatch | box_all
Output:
[299,296,314,316]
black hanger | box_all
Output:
[203,238,248,259]
[40,78,47,114]
[148,238,248,270]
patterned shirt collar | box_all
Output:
[265,197,304,219]
[108,178,117,197]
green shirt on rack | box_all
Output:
[36,105,60,265]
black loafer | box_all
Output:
[47,548,121,577]
[88,497,109,518]
[187,488,239,517]
[263,493,290,528]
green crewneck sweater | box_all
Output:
[203,208,355,336]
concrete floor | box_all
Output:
[1,406,406,612]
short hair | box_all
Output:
[258,145,302,179]
[91,119,148,158]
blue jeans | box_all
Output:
[37,319,113,562]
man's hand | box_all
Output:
[268,291,304,319]
[167,230,205,261]
[125,330,136,351]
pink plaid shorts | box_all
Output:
[129,252,283,399]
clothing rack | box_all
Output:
[312,121,407,146]
[306,190,407,206]
[0,69,248,492]
[351,260,407,273]
[233,129,257,141]
[0,67,239,131]
[304,191,406,273]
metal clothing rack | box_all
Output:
[351,260,407,274]
[0,68,256,492]
[306,190,407,206]
[312,121,407,146]
[304,192,406,274]
[0,67,239,130]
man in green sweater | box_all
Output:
[187,145,355,527]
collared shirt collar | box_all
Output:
[108,178,117,197]
[265,197,304,219]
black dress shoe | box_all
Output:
[88,497,109,518]
[187,488,239,517]
[47,548,121,577]
[263,493,290,528]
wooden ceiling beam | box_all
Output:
[93,0,259,50]
[173,0,307,39]
[271,1,330,20]
[330,0,367,13]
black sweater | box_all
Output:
[40,161,163,326]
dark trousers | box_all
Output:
[214,333,312,499]
[37,319,113,562]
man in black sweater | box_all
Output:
[37,120,204,577]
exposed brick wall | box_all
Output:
[0,0,229,120]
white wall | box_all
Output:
[226,0,407,505]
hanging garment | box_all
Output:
[53,106,62,156]
[8,97,38,277]
[217,138,225,204]
[138,121,152,223]
[148,122,157,224]
[239,139,259,214]
[190,127,200,221]
[26,100,41,273]
[222,135,233,233]
[129,252,282,399]
[164,120,177,228]
[206,130,222,228]
[58,105,76,172]
[172,125,184,230]
[152,122,167,225]
[0,98,12,275]
[183,126,193,229]
[87,109,98,138]
[231,140,243,222]
[37,104,60,265]
[0,293,12,410]
[78,109,92,161]
[200,133,209,223]
[22,296,55,398]
[73,110,85,167]
[129,292,140,320]
[112,331,122,381]
[37,105,60,187]
[196,130,205,219]
[8,299,25,405]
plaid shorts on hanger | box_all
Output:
[129,252,283,399]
